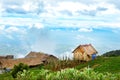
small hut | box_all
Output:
[0,55,14,59]
[25,51,58,64]
[72,44,97,61]
[0,52,58,69]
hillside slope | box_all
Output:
[75,56,120,73]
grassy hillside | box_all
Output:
[40,56,120,73]
[75,56,120,73]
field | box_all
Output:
[0,56,120,80]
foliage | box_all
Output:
[43,57,82,71]
[1,56,120,80]
[31,56,120,73]
[103,50,120,57]
[16,70,34,80]
[41,56,120,73]
[15,68,120,80]
[11,63,29,78]
[0,72,13,80]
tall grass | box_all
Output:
[16,68,120,80]
[43,57,83,71]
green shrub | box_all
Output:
[11,63,29,78]
[16,70,34,80]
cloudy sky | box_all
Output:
[0,0,120,58]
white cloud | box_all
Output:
[36,1,120,29]
[41,1,95,17]
[78,28,93,32]
[40,1,120,18]
[57,2,87,12]
[98,22,120,28]
[96,2,120,16]
[34,23,44,29]
[22,1,33,12]
[30,37,56,54]
[0,0,120,30]
[1,26,27,40]
[0,17,43,28]
[108,0,120,10]
[0,0,120,17]
[5,27,19,33]
[0,0,44,15]
[16,53,25,58]
[5,34,14,40]
[0,26,26,41]
[22,0,43,13]
[76,35,95,41]
[0,3,4,13]
[28,22,44,29]
[0,25,5,31]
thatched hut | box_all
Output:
[0,52,58,69]
[72,44,97,61]
[0,55,14,59]
[25,51,58,64]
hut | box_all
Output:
[6,55,14,59]
[25,51,58,64]
[0,58,43,69]
[0,55,14,59]
[0,52,58,69]
[72,44,97,61]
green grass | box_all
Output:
[0,72,13,80]
[75,56,120,73]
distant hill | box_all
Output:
[102,50,120,57]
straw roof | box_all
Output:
[0,55,14,59]
[0,58,43,69]
[25,51,48,59]
[0,51,58,69]
[0,56,6,59]
[72,44,97,55]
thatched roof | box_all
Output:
[0,51,58,69]
[0,55,14,59]
[0,56,6,59]
[0,58,43,69]
[72,44,97,55]
[25,51,48,59]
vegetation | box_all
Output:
[36,56,120,73]
[76,56,120,73]
[103,50,120,57]
[3,68,120,80]
[0,56,120,80]
[43,58,82,71]
[11,63,29,78]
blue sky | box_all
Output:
[0,0,120,58]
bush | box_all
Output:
[11,63,29,78]
[16,70,34,80]
[15,68,120,80]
